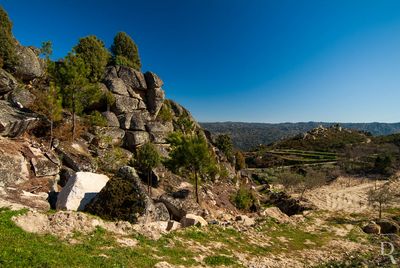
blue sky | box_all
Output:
[2,0,400,123]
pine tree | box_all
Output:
[0,5,17,69]
[57,54,102,140]
[136,142,161,195]
[35,82,63,148]
[111,32,141,70]
[166,132,215,204]
[74,35,110,82]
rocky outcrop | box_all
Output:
[56,172,110,211]
[0,69,18,95]
[13,45,44,81]
[0,100,40,137]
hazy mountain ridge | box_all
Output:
[201,121,400,150]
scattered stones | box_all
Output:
[56,172,110,211]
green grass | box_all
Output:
[204,255,238,266]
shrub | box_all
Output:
[0,6,17,69]
[157,101,174,122]
[74,35,110,82]
[85,111,107,127]
[235,151,246,170]
[232,187,256,211]
[84,176,145,223]
[97,147,131,173]
[215,134,234,162]
[111,32,141,70]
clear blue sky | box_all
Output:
[2,0,400,123]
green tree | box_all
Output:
[111,32,141,70]
[235,151,246,171]
[57,54,102,140]
[34,82,63,148]
[40,41,53,60]
[0,6,16,69]
[166,132,215,203]
[74,35,110,82]
[136,142,161,195]
[215,134,234,162]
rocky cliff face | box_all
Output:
[0,40,238,224]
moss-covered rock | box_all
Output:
[84,174,146,223]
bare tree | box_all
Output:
[367,184,396,219]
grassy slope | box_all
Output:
[0,207,381,268]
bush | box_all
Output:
[215,134,234,162]
[157,101,174,122]
[97,147,131,173]
[235,151,246,170]
[85,111,108,127]
[0,6,17,69]
[84,176,145,223]
[232,187,256,211]
[74,35,110,82]
[111,32,141,70]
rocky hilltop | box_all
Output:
[1,6,400,268]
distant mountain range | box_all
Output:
[200,122,400,151]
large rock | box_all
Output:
[105,78,130,96]
[101,111,120,127]
[55,141,97,172]
[0,69,18,95]
[56,172,110,211]
[118,66,147,90]
[31,155,59,177]
[92,127,125,147]
[154,202,170,221]
[118,111,148,131]
[180,214,208,228]
[158,193,202,221]
[144,72,163,88]
[0,141,30,187]
[0,100,40,137]
[8,87,36,108]
[146,87,165,116]
[14,45,44,81]
[112,95,139,114]
[146,121,173,144]
[124,131,150,150]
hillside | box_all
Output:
[201,121,400,150]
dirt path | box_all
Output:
[305,177,386,213]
